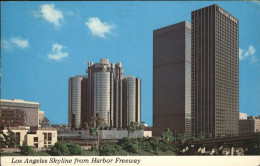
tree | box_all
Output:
[84,122,90,147]
[1,129,20,148]
[66,143,82,155]
[99,142,121,156]
[117,137,138,154]
[20,143,34,155]
[49,142,82,156]
[197,132,206,141]
[49,142,70,156]
[127,121,139,137]
[90,114,106,151]
[161,128,173,144]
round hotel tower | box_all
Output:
[69,59,141,129]
[68,75,87,129]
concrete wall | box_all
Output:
[58,129,152,140]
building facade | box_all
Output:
[191,4,239,137]
[1,127,57,148]
[239,116,260,134]
[68,59,141,129]
[68,75,87,129]
[153,21,192,136]
[0,99,40,128]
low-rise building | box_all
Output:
[239,116,260,134]
[1,127,57,148]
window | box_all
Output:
[48,133,52,141]
[34,137,38,142]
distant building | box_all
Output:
[153,21,192,136]
[239,113,247,120]
[1,126,57,148]
[68,59,141,129]
[51,124,68,132]
[239,116,260,134]
[39,111,50,128]
[191,5,239,137]
[0,99,40,128]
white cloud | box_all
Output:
[40,4,63,27]
[85,17,115,38]
[2,39,11,50]
[239,48,244,60]
[47,43,68,61]
[2,37,29,50]
[248,45,256,55]
[239,45,257,62]
[10,37,29,49]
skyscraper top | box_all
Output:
[192,4,238,24]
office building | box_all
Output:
[0,99,40,128]
[239,116,260,134]
[191,5,239,137]
[153,21,192,136]
[68,59,141,129]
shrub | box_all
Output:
[20,144,34,155]
[49,142,70,156]
[99,142,121,156]
[117,137,138,154]
[67,143,82,155]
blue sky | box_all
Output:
[1,1,260,126]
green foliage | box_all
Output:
[161,128,173,144]
[117,137,138,154]
[99,142,121,156]
[1,129,20,148]
[85,122,90,130]
[67,143,82,155]
[49,142,81,156]
[91,115,106,129]
[49,142,70,156]
[20,143,34,155]
[177,133,188,145]
[127,121,139,136]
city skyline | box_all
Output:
[2,1,260,126]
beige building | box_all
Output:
[1,127,57,148]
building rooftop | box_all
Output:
[0,99,39,105]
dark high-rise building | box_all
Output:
[191,5,239,137]
[153,21,192,136]
[68,59,141,129]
